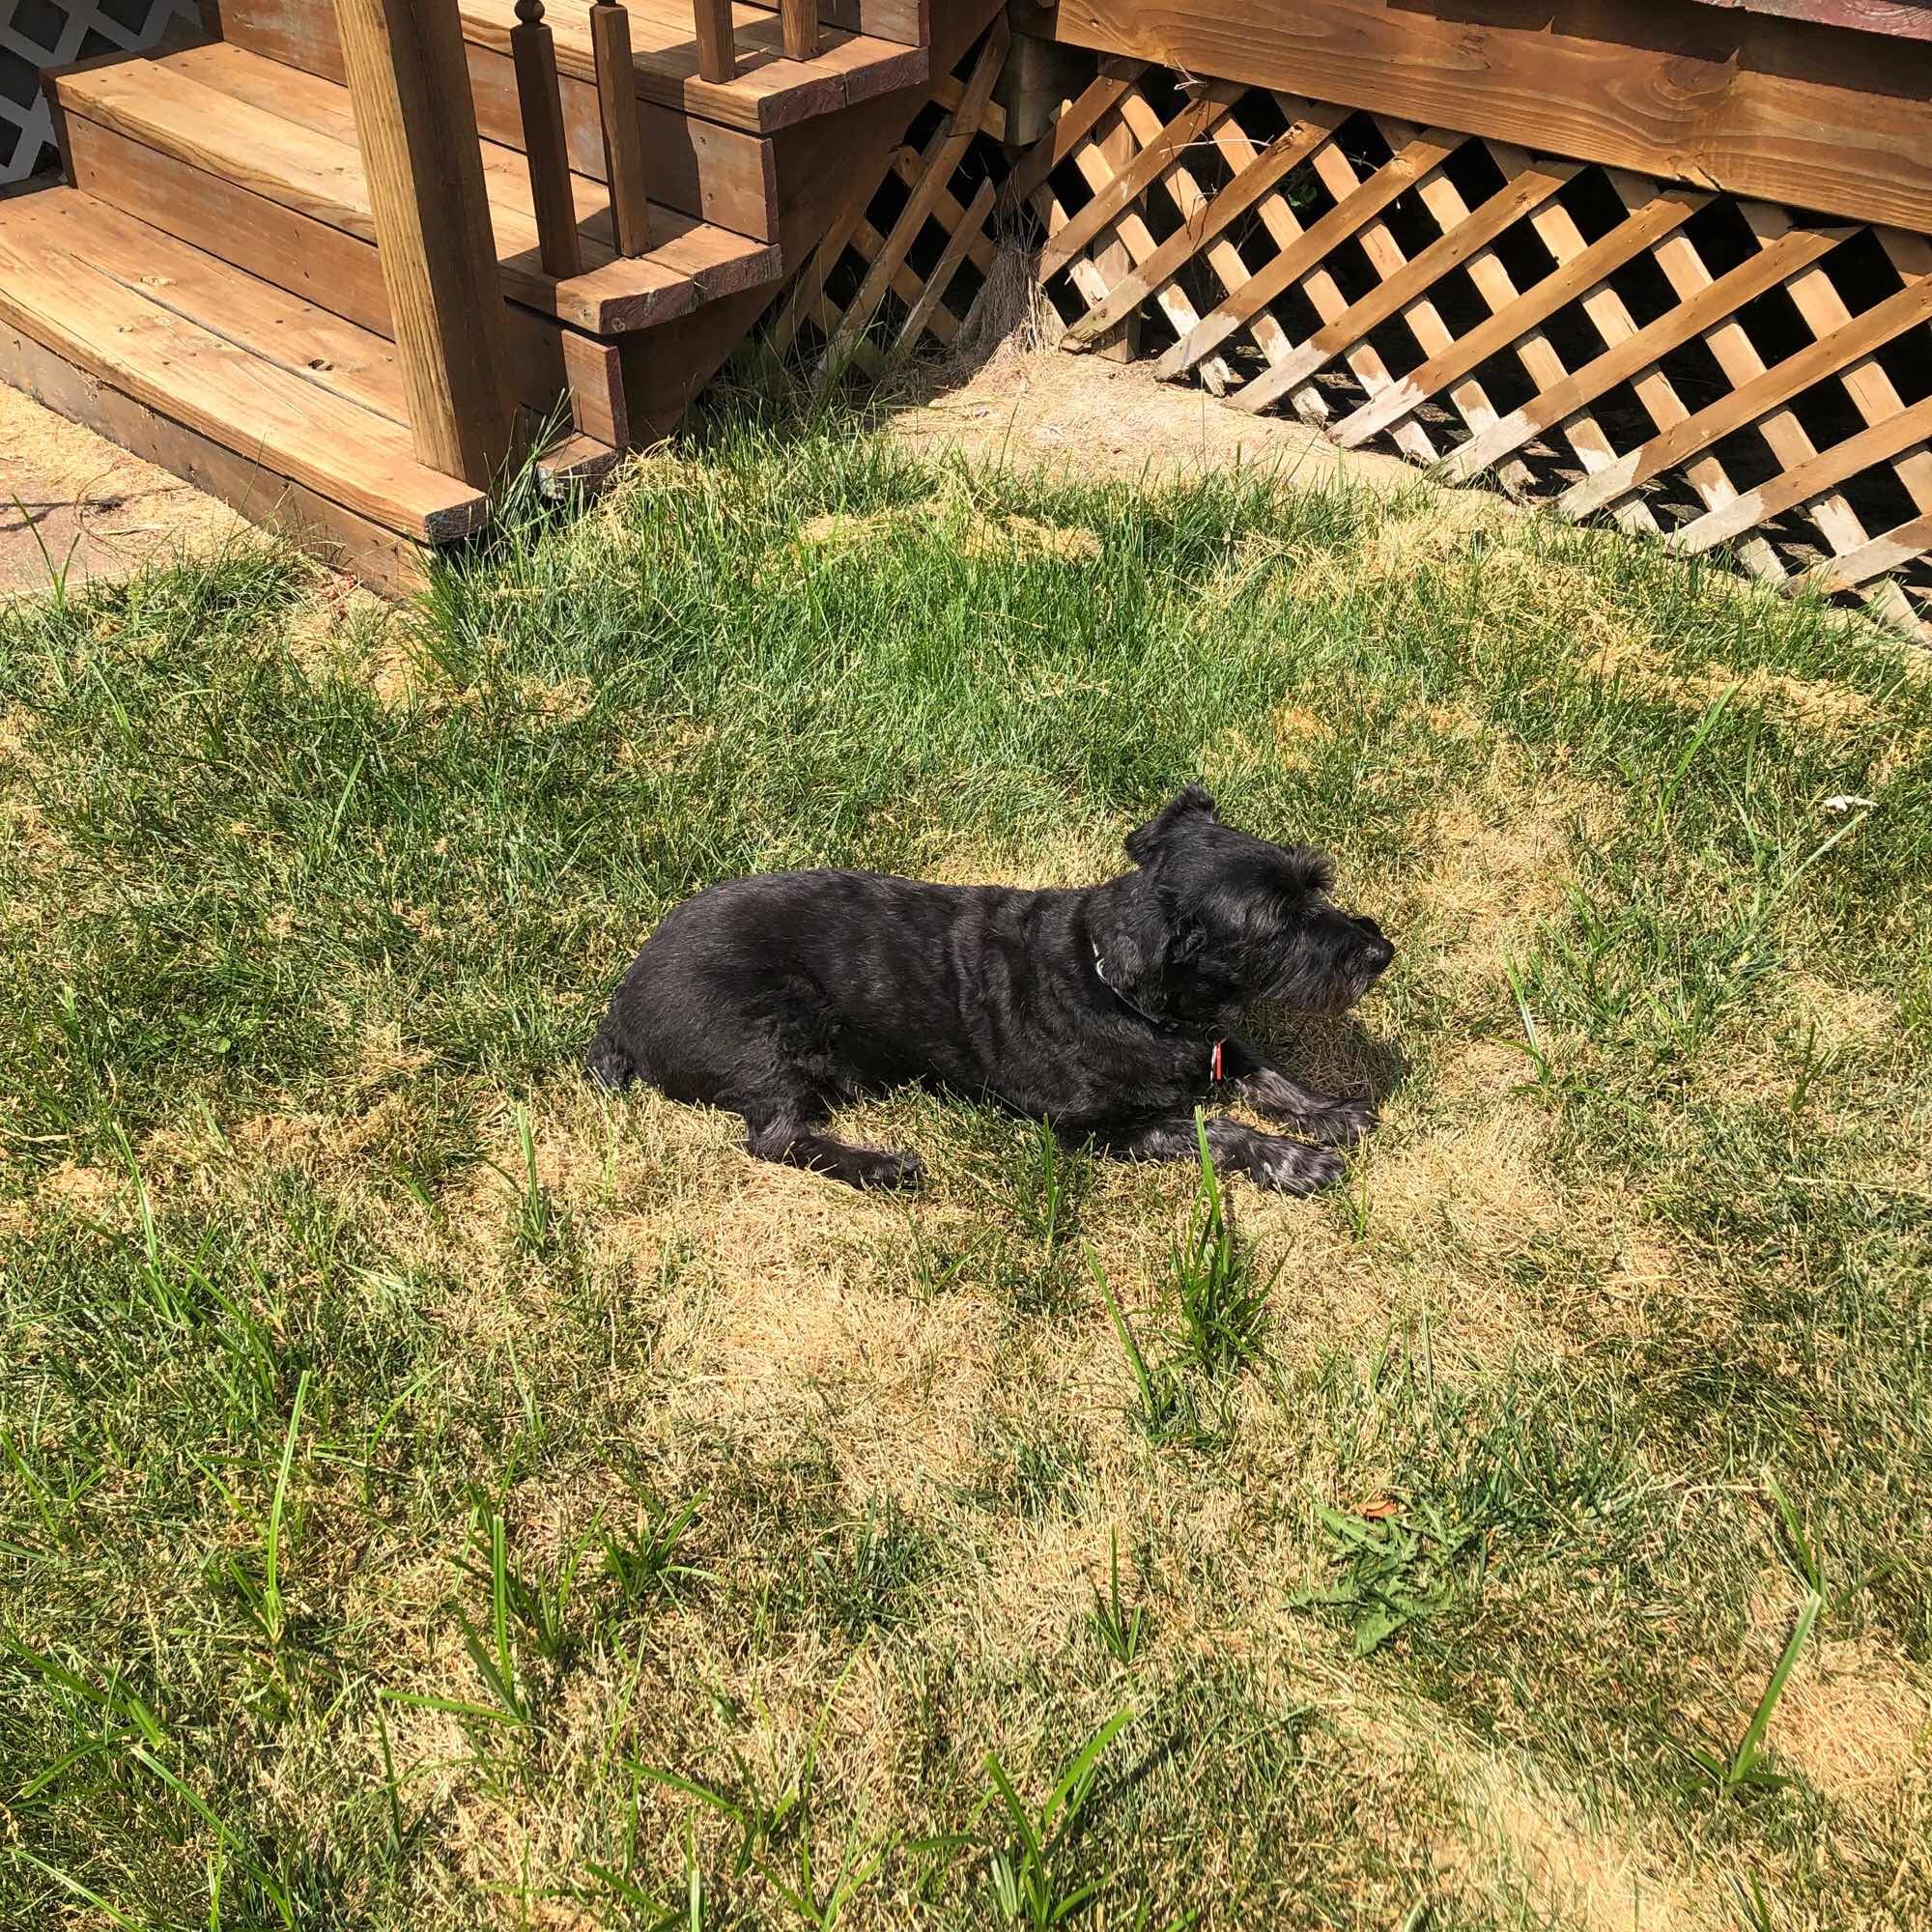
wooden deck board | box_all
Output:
[0,188,487,543]
[55,51,779,333]
[460,0,926,133]
[59,113,631,443]
[211,0,783,240]
[1027,0,1932,235]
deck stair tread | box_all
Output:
[54,45,781,335]
[0,185,489,543]
[456,0,928,133]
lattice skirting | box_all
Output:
[765,16,1016,383]
[1,0,200,184]
[1018,58,1932,640]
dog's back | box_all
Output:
[588,868,1064,1110]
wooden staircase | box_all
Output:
[0,0,987,590]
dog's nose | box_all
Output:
[1359,921,1394,977]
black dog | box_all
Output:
[587,786,1393,1193]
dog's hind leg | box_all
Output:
[1105,1114,1344,1197]
[743,1109,926,1192]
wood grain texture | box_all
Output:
[214,0,924,134]
[0,189,488,540]
[1434,222,1843,483]
[1794,512,1932,593]
[213,0,782,232]
[1332,187,1704,449]
[1055,114,1342,346]
[1036,88,1233,281]
[55,54,780,331]
[1033,0,1932,233]
[816,14,1008,376]
[588,1,652,251]
[1229,158,1574,415]
[514,7,585,274]
[738,0,924,47]
[0,315,428,591]
[332,0,518,483]
[693,0,739,81]
[781,0,821,60]
[1690,0,1932,42]
[1153,128,1459,382]
[1666,393,1932,553]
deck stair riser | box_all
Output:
[51,49,781,334]
[60,109,630,446]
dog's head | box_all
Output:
[1103,785,1393,1023]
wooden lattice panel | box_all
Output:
[1023,62,1932,639]
[766,17,1013,386]
[1,0,200,184]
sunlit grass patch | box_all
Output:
[3,415,1930,1929]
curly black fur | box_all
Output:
[587,785,1394,1192]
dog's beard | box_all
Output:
[1268,956,1384,1015]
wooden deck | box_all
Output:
[0,0,992,587]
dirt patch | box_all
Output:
[1414,782,1605,993]
[38,1161,126,1218]
[1783,973,1896,1056]
[882,340,1423,495]
[0,384,251,599]
[1440,1752,1719,1932]
[1585,634,1879,733]
[1370,1101,1561,1260]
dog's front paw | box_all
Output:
[1247,1139,1345,1196]
[857,1150,925,1191]
[1305,1095,1379,1146]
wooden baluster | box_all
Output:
[692,0,737,84]
[588,0,652,254]
[511,0,582,278]
[780,0,818,61]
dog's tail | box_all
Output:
[583,1017,639,1093]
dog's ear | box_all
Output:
[1124,784,1218,865]
[1101,883,1204,1016]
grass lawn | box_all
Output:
[2,420,1930,1931]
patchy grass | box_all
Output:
[2,419,1930,1931]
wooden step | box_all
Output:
[51,48,781,336]
[214,0,926,138]
[738,0,926,49]
[0,185,489,569]
[459,0,927,132]
[210,2,779,239]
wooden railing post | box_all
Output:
[780,0,818,60]
[588,0,652,253]
[334,0,518,487]
[512,0,584,278]
[692,0,737,83]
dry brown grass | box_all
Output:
[1437,1747,1719,1932]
